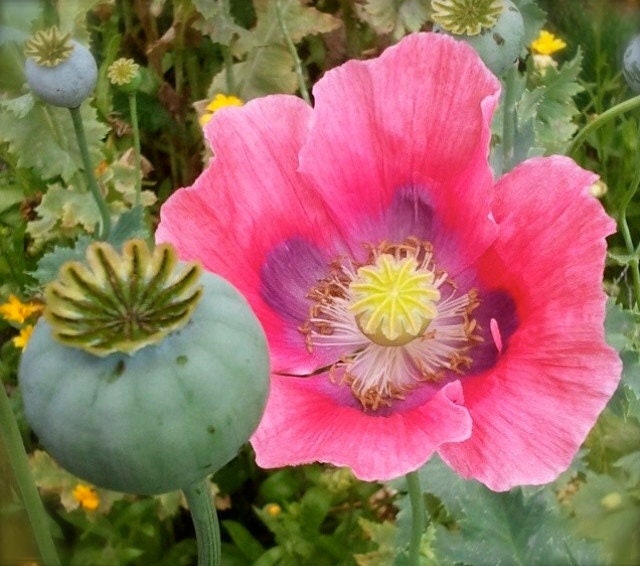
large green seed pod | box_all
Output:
[19,240,270,495]
[24,27,98,108]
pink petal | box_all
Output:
[156,96,340,373]
[251,375,472,481]
[439,156,621,491]
[299,33,501,273]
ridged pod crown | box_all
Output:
[44,239,203,356]
[431,0,504,36]
[24,26,74,67]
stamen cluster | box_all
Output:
[300,238,481,410]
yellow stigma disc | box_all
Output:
[348,254,440,346]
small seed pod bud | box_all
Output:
[24,27,98,108]
[19,239,270,495]
[107,57,142,93]
[433,0,525,77]
[623,35,640,94]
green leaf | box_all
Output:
[208,0,340,99]
[107,206,150,248]
[233,0,340,57]
[354,518,397,566]
[0,0,42,34]
[222,519,266,561]
[191,0,251,47]
[356,0,430,38]
[416,456,602,566]
[605,300,640,400]
[210,44,298,99]
[512,0,546,48]
[56,0,104,42]
[528,50,584,154]
[565,471,640,566]
[30,234,94,285]
[299,486,332,531]
[0,94,108,183]
[27,183,100,246]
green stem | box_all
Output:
[619,208,640,308]
[68,106,111,240]
[276,0,311,105]
[128,92,142,207]
[501,66,518,175]
[183,478,221,566]
[0,383,61,566]
[406,471,425,566]
[569,94,640,157]
[221,0,235,94]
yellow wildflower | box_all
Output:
[0,295,43,324]
[72,484,100,511]
[265,503,282,517]
[12,325,34,349]
[199,94,243,126]
[530,30,566,56]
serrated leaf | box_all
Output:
[30,234,94,285]
[27,183,100,245]
[107,206,150,248]
[191,0,251,47]
[356,0,430,38]
[29,449,124,513]
[605,300,640,399]
[566,471,640,566]
[517,85,545,125]
[529,50,584,154]
[1,93,34,119]
[416,456,602,566]
[234,0,340,57]
[56,0,104,42]
[208,0,340,99]
[210,44,298,99]
[614,450,640,486]
[0,95,108,183]
[512,0,546,48]
[0,0,42,35]
[354,518,397,566]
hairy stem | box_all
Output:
[183,478,221,566]
[619,208,640,308]
[69,106,111,239]
[501,66,518,175]
[128,92,142,207]
[406,470,425,566]
[0,383,61,566]
[276,0,311,105]
[569,94,640,156]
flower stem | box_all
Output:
[569,94,640,157]
[183,478,221,566]
[276,0,311,105]
[619,208,640,308]
[406,470,425,566]
[221,0,236,94]
[128,92,142,207]
[69,106,111,239]
[501,66,518,174]
[0,383,61,566]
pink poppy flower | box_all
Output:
[156,33,621,491]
